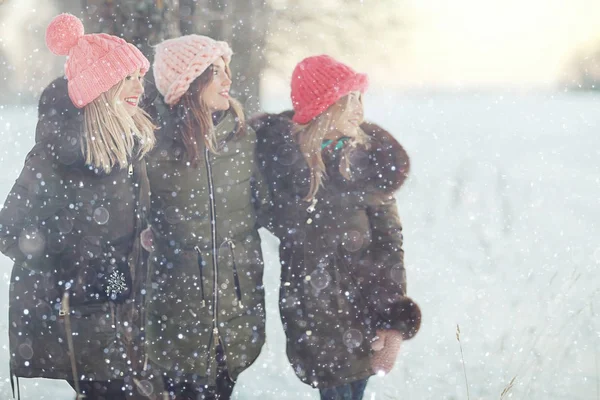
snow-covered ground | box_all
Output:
[0,90,598,399]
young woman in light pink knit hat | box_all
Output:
[250,55,421,400]
[140,34,271,400]
[0,13,157,400]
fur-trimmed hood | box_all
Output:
[34,76,87,166]
[35,77,148,175]
[250,110,410,195]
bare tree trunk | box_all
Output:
[189,0,269,114]
[80,0,181,64]
[227,0,269,114]
[179,0,200,36]
[80,0,269,113]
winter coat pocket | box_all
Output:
[60,301,116,351]
[56,297,122,379]
[226,239,244,308]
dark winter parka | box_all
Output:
[0,77,151,383]
[251,111,422,389]
[143,96,270,384]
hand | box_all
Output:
[370,329,403,375]
[140,227,154,252]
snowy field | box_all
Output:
[0,90,598,399]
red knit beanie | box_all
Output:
[291,55,369,124]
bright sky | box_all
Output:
[393,0,600,88]
[3,0,600,93]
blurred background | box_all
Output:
[4,0,600,105]
[1,0,599,399]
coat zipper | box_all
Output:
[204,147,220,348]
[226,239,243,309]
[194,245,207,308]
[133,159,151,373]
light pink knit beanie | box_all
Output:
[45,13,150,108]
[153,35,233,106]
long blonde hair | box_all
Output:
[294,96,369,201]
[82,79,156,173]
[172,62,246,166]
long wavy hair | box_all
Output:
[82,78,156,173]
[170,61,246,166]
[293,95,370,201]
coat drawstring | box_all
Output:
[10,369,20,400]
[61,291,85,399]
[110,303,116,327]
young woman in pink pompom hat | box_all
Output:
[0,13,157,400]
[250,54,422,400]
[140,34,271,399]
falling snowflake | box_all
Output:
[105,269,127,298]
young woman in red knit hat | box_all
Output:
[251,55,422,400]
[0,13,156,400]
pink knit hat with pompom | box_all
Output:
[45,13,149,108]
[291,55,369,124]
[153,35,233,106]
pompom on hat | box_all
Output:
[153,35,233,106]
[291,55,369,124]
[45,13,150,108]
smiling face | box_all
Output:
[200,57,232,112]
[117,69,145,116]
[332,91,364,134]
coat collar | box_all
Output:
[250,111,410,194]
[152,94,239,151]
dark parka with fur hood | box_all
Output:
[0,77,150,384]
[251,111,422,389]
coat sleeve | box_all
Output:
[249,126,275,231]
[0,144,70,271]
[251,159,274,231]
[363,193,421,340]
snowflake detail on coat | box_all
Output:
[105,269,127,299]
